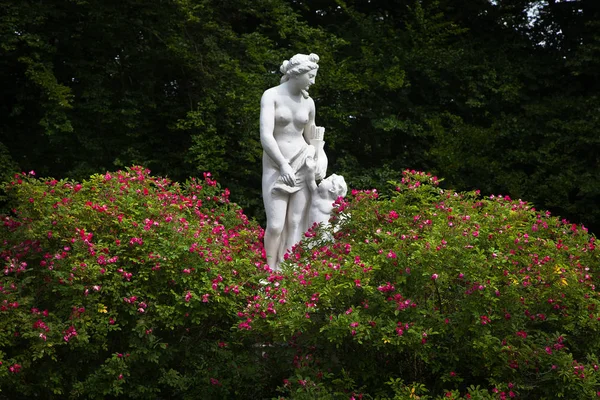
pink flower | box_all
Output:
[9,364,22,373]
[377,282,395,292]
[129,237,143,246]
[431,273,439,280]
[63,326,78,342]
[238,319,252,330]
[185,291,193,302]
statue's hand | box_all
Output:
[280,163,296,187]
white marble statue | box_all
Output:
[260,53,328,270]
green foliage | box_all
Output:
[0,167,271,399]
[0,143,18,212]
[2,168,600,398]
[2,0,599,232]
[242,170,600,399]
[0,143,18,183]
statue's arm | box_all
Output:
[305,158,318,193]
[260,91,285,167]
[302,97,316,145]
[303,97,327,179]
[260,90,295,186]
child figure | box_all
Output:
[305,157,348,229]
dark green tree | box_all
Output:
[1,0,598,231]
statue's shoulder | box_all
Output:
[261,87,279,99]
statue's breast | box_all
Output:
[274,96,311,129]
[275,105,293,125]
[294,110,309,125]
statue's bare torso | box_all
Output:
[265,86,313,160]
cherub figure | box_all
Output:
[305,157,347,229]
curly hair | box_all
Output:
[279,53,320,83]
[324,174,347,198]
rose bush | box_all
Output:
[2,168,599,399]
[0,167,272,399]
[242,170,600,399]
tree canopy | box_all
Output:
[1,0,598,231]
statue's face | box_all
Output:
[295,68,318,92]
[319,176,334,193]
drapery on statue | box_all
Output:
[260,53,329,270]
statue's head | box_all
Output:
[280,53,320,82]
[280,53,319,98]
[320,173,347,199]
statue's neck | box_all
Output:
[282,81,307,99]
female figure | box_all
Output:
[260,53,326,270]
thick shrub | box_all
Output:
[0,167,270,399]
[243,171,600,399]
[2,168,599,399]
